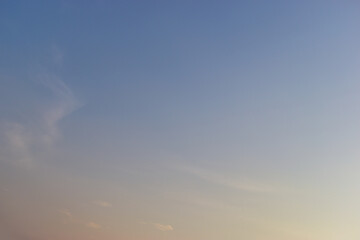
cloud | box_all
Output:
[140,222,174,232]
[36,73,81,145]
[58,209,72,218]
[92,201,112,208]
[1,55,81,166]
[171,193,227,209]
[3,123,33,165]
[58,209,104,230]
[50,44,64,67]
[184,167,274,193]
[86,222,102,229]
[153,223,174,232]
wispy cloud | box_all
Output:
[1,49,81,166]
[184,167,274,193]
[37,73,81,145]
[153,223,174,231]
[86,222,102,230]
[140,222,174,232]
[168,193,227,209]
[4,123,33,165]
[58,209,73,218]
[50,44,64,67]
[58,209,104,230]
[92,201,112,208]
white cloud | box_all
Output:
[93,201,112,208]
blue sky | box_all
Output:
[1,1,360,240]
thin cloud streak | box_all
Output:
[58,209,103,230]
[86,222,102,230]
[92,201,112,208]
[140,222,174,232]
[153,223,174,232]
[168,193,228,209]
[184,167,274,193]
[58,209,72,218]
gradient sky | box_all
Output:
[1,1,360,240]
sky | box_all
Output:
[1,1,360,239]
